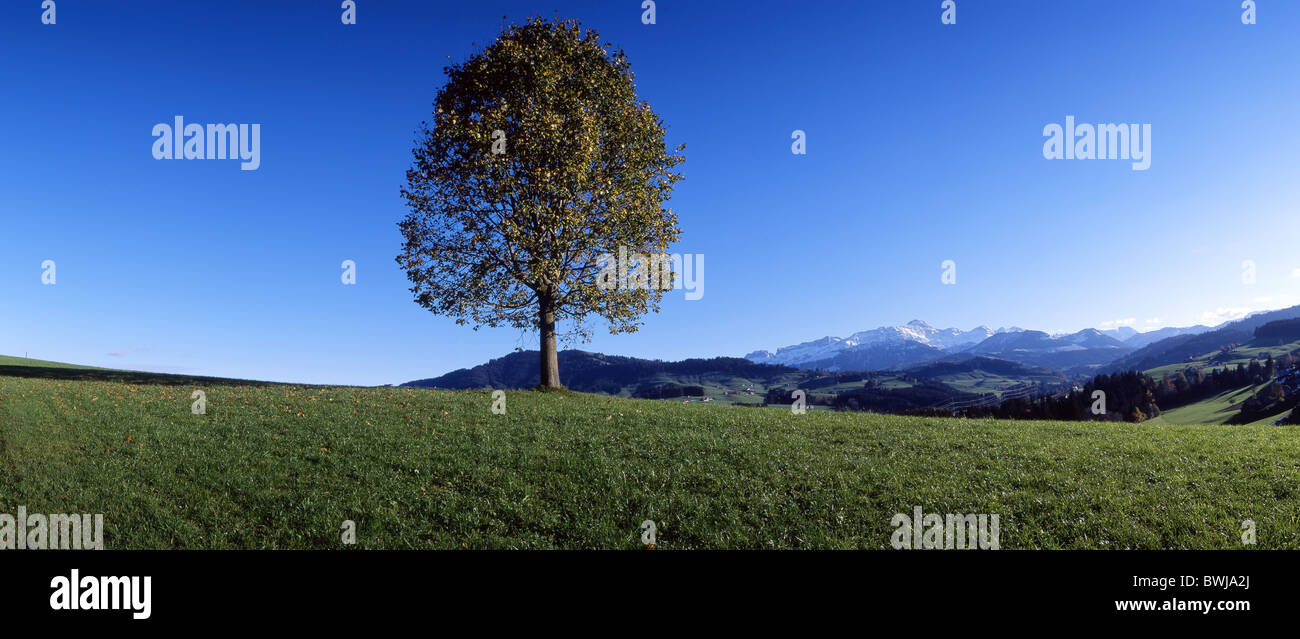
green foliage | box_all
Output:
[397,17,685,339]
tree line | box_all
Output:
[962,352,1298,423]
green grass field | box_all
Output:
[3,367,1298,549]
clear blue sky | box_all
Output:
[2,0,1299,385]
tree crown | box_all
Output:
[398,17,685,341]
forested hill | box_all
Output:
[402,350,798,394]
[1106,305,1300,373]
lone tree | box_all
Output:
[398,18,685,388]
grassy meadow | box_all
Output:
[2,367,1298,549]
[0,354,108,370]
[1147,383,1276,426]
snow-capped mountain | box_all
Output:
[743,336,854,367]
[746,321,1147,373]
[745,320,1023,368]
[844,320,996,351]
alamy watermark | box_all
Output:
[596,246,704,301]
[0,506,104,550]
[1043,116,1150,171]
[152,116,261,170]
[50,569,151,620]
[941,0,956,24]
[890,506,1000,549]
[639,519,657,548]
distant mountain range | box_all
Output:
[1108,325,1212,349]
[402,306,1300,411]
[745,319,1216,374]
[744,320,1005,367]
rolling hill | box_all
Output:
[403,349,1077,414]
[1127,320,1300,426]
[902,356,1069,395]
[3,367,1298,549]
[1108,305,1300,374]
[0,354,282,387]
[401,350,801,403]
[1146,383,1276,426]
[1142,337,1300,380]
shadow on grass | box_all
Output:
[0,364,285,387]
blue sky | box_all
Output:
[2,0,1299,385]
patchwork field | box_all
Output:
[2,368,1298,550]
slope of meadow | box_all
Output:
[1,372,1298,549]
[0,355,107,370]
[1147,384,1272,426]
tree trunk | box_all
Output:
[538,290,561,388]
